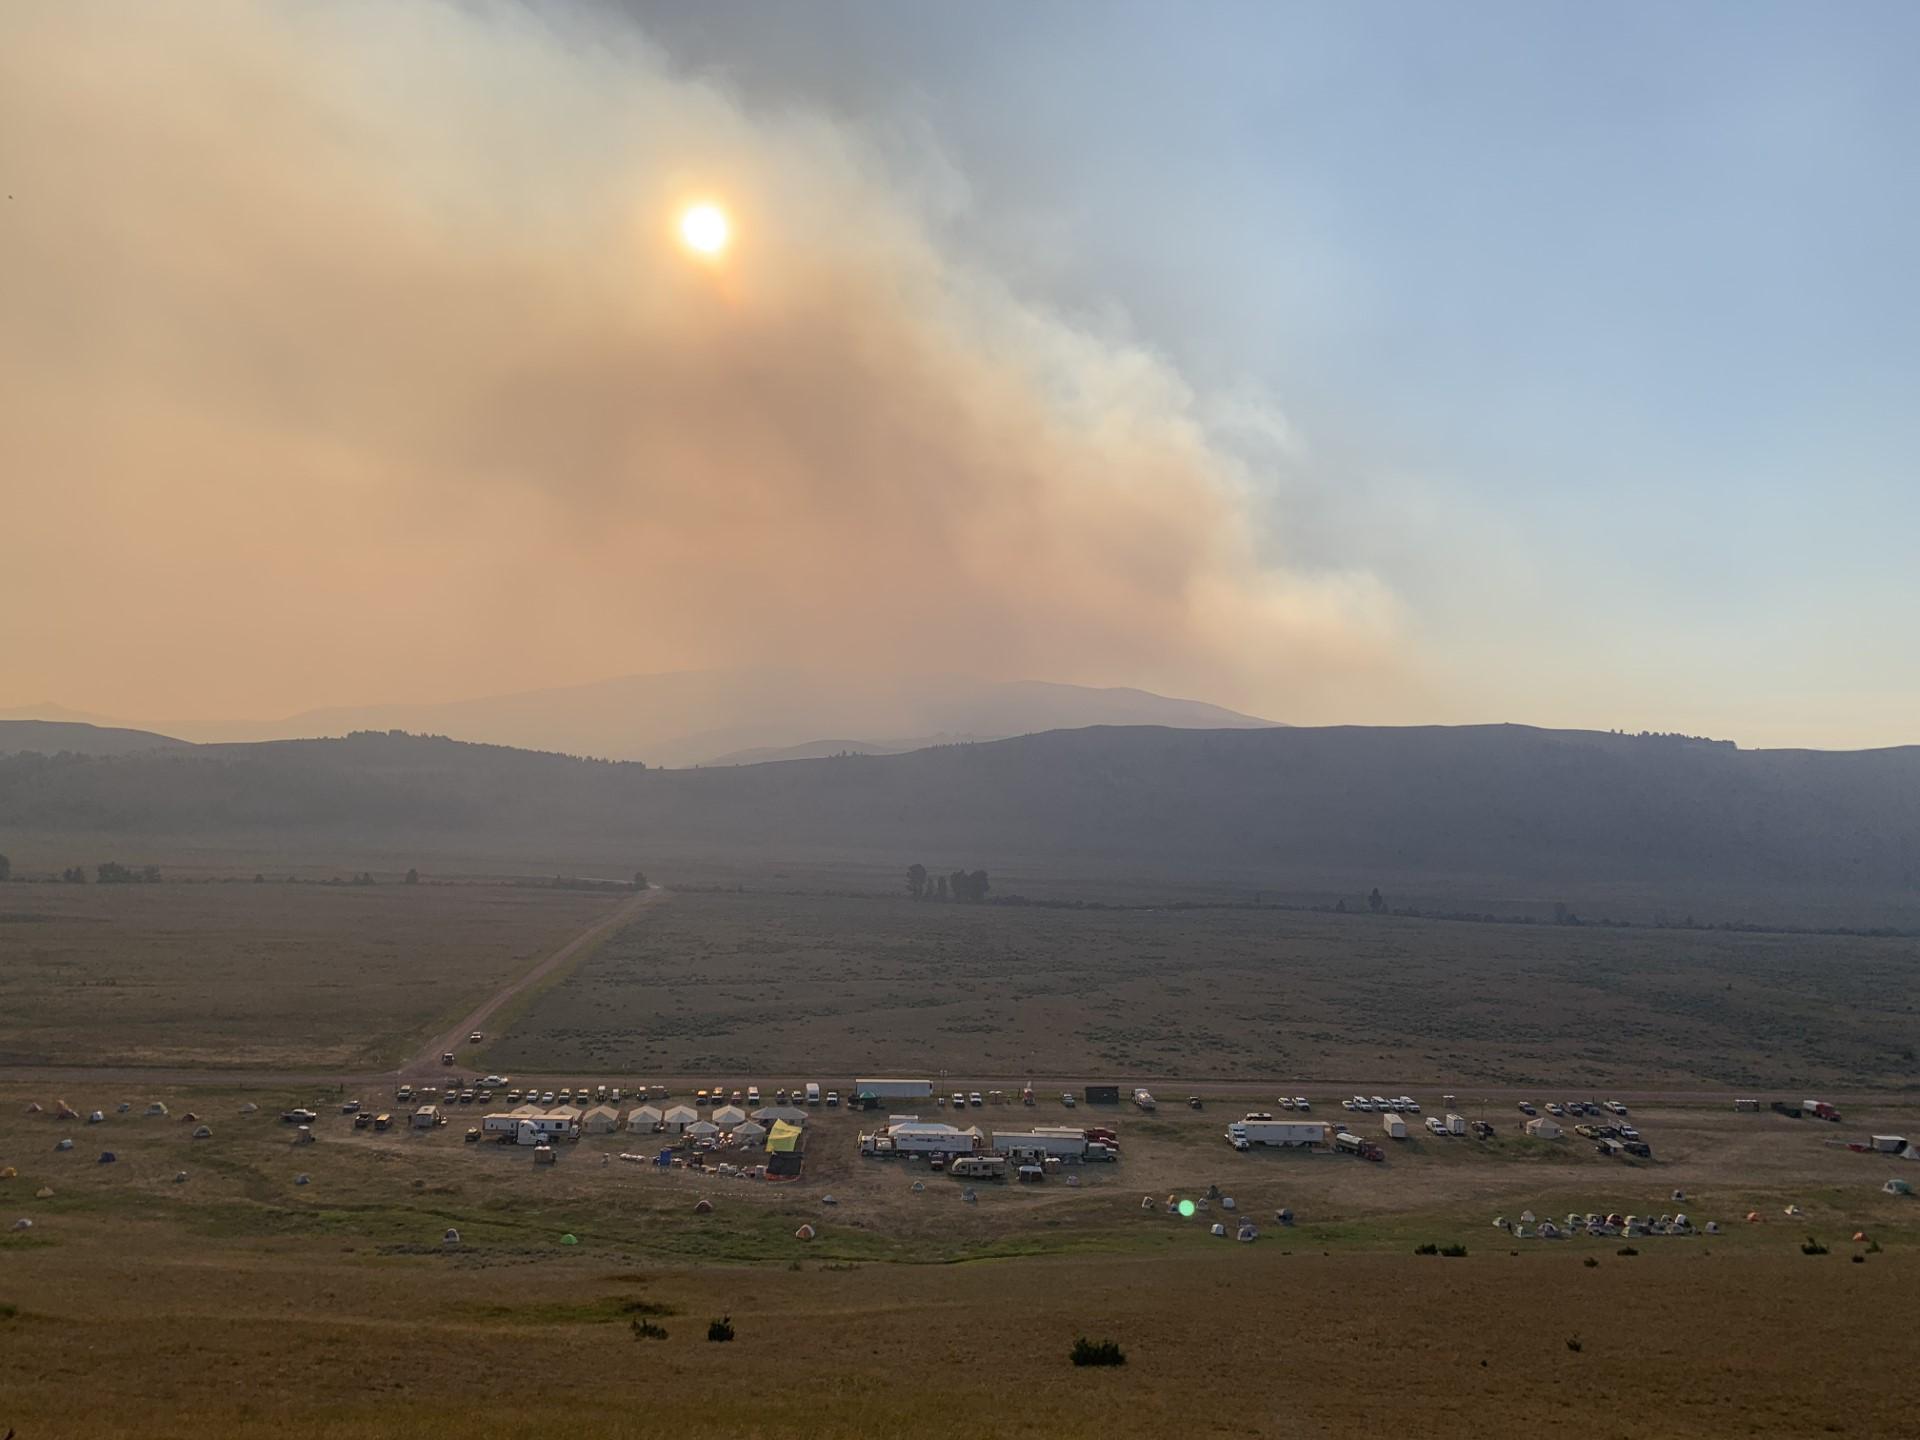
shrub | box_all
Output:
[1583,1257,1599,1268]
[707,1316,735,1343]
[1851,1254,1865,1264]
[1801,1237,1828,1256]
[1413,1242,1439,1255]
[1070,1337,1127,1367]
[1616,1246,1639,1256]
[631,1319,668,1340]
[1439,1243,1468,1258]
[1565,1335,1583,1353]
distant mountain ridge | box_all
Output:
[0,719,189,757]
[90,668,1279,765]
[4,721,1918,924]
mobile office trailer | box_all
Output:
[481,1113,521,1136]
[855,1078,934,1102]
[1228,1119,1326,1149]
[1379,1112,1409,1140]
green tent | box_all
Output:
[766,1120,802,1153]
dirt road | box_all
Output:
[400,885,662,1079]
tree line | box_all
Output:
[905,863,990,902]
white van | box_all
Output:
[805,1082,821,1106]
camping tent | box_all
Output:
[581,1105,620,1134]
[146,1102,169,1117]
[627,1105,663,1131]
[766,1120,803,1153]
[661,1105,698,1133]
[712,1104,748,1127]
[732,1121,768,1146]
[1885,1178,1913,1196]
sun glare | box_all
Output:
[679,203,730,256]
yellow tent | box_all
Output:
[766,1120,802,1153]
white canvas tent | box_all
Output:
[581,1105,620,1134]
[712,1104,748,1127]
[1524,1116,1564,1139]
[685,1120,720,1139]
[732,1121,768,1146]
[661,1105,698,1133]
[753,1105,807,1124]
[627,1105,663,1131]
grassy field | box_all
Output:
[486,890,1920,1090]
[1,1078,1914,1438]
[0,883,622,1069]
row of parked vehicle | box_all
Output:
[1342,1094,1417,1113]
[1516,1099,1631,1120]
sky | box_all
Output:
[1,1,1914,748]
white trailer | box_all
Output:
[1871,1135,1908,1153]
[481,1113,521,1136]
[949,1154,1008,1179]
[887,1122,980,1154]
[411,1105,439,1129]
[1226,1119,1326,1149]
[1445,1112,1468,1135]
[1380,1112,1409,1140]
[855,1078,934,1101]
[996,1130,1088,1161]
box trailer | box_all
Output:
[887,1122,980,1154]
[1445,1112,1467,1135]
[1733,1098,1760,1112]
[1227,1119,1326,1149]
[481,1113,521,1135]
[1871,1135,1908,1153]
[1380,1112,1409,1139]
[996,1130,1088,1160]
[855,1078,934,1102]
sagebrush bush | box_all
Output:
[1070,1337,1126,1367]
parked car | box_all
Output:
[1518,1101,1537,1116]
[1061,1093,1076,1107]
[825,1091,839,1107]
[469,1031,483,1043]
[1294,1097,1311,1111]
[953,1093,967,1108]
[541,1091,556,1105]
[969,1092,983,1107]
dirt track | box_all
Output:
[399,885,662,1079]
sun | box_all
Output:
[679,203,730,257]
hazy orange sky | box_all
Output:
[2,2,1913,748]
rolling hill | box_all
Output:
[146,668,1276,765]
[3,722,1917,924]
